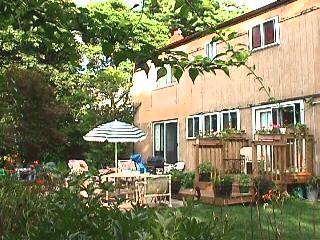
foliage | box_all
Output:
[253,175,275,200]
[144,0,247,36]
[199,161,213,174]
[169,168,184,182]
[181,171,195,188]
[307,176,320,190]
[213,175,234,186]
[0,173,232,240]
[0,67,69,162]
[238,174,251,187]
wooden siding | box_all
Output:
[132,0,320,174]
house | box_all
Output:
[131,0,320,181]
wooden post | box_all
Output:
[252,143,258,177]
[194,140,200,185]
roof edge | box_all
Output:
[165,0,296,49]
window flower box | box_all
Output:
[254,134,285,142]
[196,138,223,146]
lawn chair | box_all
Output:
[136,174,172,207]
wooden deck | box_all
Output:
[178,188,255,206]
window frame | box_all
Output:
[249,16,280,51]
[186,115,203,139]
[220,109,240,130]
[156,64,177,89]
[152,120,179,163]
[252,100,304,133]
[204,41,217,59]
[203,112,221,134]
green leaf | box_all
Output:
[189,68,199,83]
[172,65,183,81]
[227,31,237,40]
[221,66,230,77]
[102,42,114,57]
[157,67,167,80]
[211,35,222,42]
[174,0,185,11]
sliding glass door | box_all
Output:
[153,120,178,164]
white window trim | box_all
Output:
[248,16,280,52]
[252,99,305,134]
[155,64,177,90]
[186,115,203,140]
[204,41,217,59]
[203,112,221,133]
[220,109,241,130]
[152,120,179,163]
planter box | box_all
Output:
[214,184,232,198]
[255,134,285,142]
[171,181,182,195]
[224,133,246,140]
[197,138,223,146]
[199,173,211,182]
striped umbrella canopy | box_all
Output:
[83,120,146,171]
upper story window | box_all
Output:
[156,64,177,88]
[204,41,217,59]
[221,110,240,130]
[249,16,280,51]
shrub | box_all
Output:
[199,162,213,174]
[181,171,195,188]
[253,175,275,200]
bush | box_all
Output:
[181,171,195,188]
[199,162,213,174]
[253,175,275,200]
[0,173,232,239]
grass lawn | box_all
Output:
[190,199,320,240]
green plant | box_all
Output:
[199,162,213,174]
[169,169,184,182]
[181,171,195,188]
[213,175,234,186]
[307,176,320,190]
[239,174,251,187]
[253,175,275,200]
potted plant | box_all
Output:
[169,169,183,194]
[199,162,213,182]
[306,176,320,201]
[239,174,251,194]
[213,175,234,198]
[181,171,195,189]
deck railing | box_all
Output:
[252,134,313,182]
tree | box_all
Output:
[0,66,69,162]
[144,0,247,36]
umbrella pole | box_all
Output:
[115,142,118,173]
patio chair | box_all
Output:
[136,174,172,207]
[130,154,148,173]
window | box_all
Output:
[157,64,177,88]
[253,100,304,131]
[220,110,240,130]
[204,113,220,133]
[187,115,201,138]
[186,110,240,139]
[204,41,216,59]
[249,16,280,51]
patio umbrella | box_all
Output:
[83,120,146,172]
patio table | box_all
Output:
[101,171,151,204]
